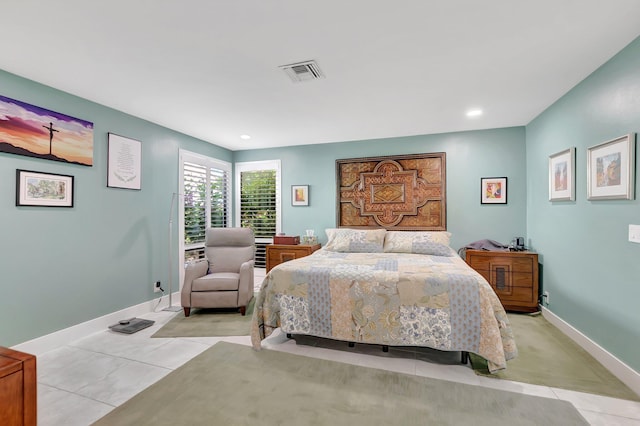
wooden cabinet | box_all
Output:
[0,347,36,426]
[465,250,539,313]
[266,244,321,272]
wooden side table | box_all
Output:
[266,243,321,272]
[465,249,539,312]
[0,347,36,426]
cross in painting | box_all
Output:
[42,122,59,155]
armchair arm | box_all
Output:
[238,259,255,306]
[181,259,209,307]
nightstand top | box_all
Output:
[465,249,536,255]
[268,243,321,248]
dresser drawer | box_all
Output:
[491,282,535,304]
[473,269,534,289]
[465,250,539,312]
[466,254,534,274]
[266,244,321,272]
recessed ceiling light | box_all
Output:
[240,134,251,140]
[466,109,483,118]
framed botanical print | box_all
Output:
[16,169,74,207]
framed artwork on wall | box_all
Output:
[292,185,309,206]
[481,177,507,204]
[107,133,142,190]
[0,94,94,166]
[587,133,636,200]
[549,147,575,201]
[15,169,74,207]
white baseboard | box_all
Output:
[541,306,640,396]
[11,294,640,399]
[11,292,180,357]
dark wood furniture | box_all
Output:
[266,243,321,273]
[336,153,446,230]
[465,250,539,312]
[0,347,36,426]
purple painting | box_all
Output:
[0,95,93,166]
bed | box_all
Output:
[251,229,517,373]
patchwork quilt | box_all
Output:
[251,249,517,372]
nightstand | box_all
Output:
[266,244,321,273]
[465,250,539,312]
[0,347,36,426]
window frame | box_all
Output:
[235,160,282,268]
[179,149,232,284]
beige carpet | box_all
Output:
[151,296,255,338]
[471,312,639,401]
[93,341,588,426]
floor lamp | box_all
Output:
[163,192,182,312]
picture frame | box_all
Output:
[16,169,74,207]
[107,133,142,190]
[481,177,507,204]
[549,147,576,201]
[587,133,636,200]
[292,185,309,206]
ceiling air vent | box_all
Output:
[279,60,325,83]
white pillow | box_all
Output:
[324,228,386,253]
[383,231,453,256]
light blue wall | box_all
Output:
[526,36,640,371]
[0,69,232,347]
[5,31,638,376]
[233,127,527,251]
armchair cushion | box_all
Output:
[207,246,255,273]
[192,272,240,292]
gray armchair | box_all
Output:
[181,227,255,317]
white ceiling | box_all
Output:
[3,1,640,151]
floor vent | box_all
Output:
[279,60,325,83]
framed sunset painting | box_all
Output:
[0,95,94,166]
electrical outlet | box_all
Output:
[154,281,162,293]
[543,291,550,304]
[629,224,640,243]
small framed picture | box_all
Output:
[292,185,309,206]
[481,177,507,204]
[549,147,575,201]
[587,133,635,200]
[16,169,74,207]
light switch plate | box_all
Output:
[629,224,640,243]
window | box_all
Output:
[179,150,231,267]
[235,160,281,268]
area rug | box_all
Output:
[93,341,588,426]
[151,296,255,338]
[471,312,639,401]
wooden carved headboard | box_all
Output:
[336,152,446,230]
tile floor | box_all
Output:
[36,270,640,425]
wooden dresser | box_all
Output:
[465,250,539,312]
[266,244,321,273]
[0,347,36,426]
